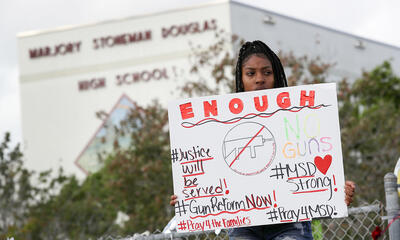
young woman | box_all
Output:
[170,40,356,240]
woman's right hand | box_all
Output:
[170,194,178,206]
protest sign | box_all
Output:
[168,83,347,232]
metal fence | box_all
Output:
[103,201,386,240]
[316,201,387,239]
[101,173,400,240]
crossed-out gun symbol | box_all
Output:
[224,135,274,161]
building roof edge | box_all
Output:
[232,0,400,51]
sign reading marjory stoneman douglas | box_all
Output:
[168,83,348,233]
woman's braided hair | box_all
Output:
[235,40,288,92]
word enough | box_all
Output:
[179,90,315,120]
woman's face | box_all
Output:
[241,54,274,92]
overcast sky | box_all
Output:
[1,0,400,146]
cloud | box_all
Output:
[352,2,400,46]
[0,65,22,146]
[237,0,400,47]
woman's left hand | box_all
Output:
[344,181,356,206]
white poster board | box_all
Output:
[168,83,347,232]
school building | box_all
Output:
[17,0,400,178]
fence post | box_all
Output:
[384,173,400,239]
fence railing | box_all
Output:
[102,173,400,240]
[102,201,385,240]
[315,201,386,239]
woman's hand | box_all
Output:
[170,194,178,206]
[345,181,356,206]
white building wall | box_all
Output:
[18,1,232,179]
